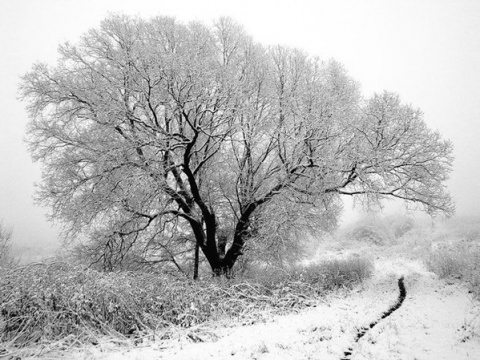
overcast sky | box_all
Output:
[0,0,479,246]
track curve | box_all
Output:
[340,276,406,360]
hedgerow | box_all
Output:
[0,256,373,347]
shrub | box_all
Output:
[317,256,374,289]
[347,217,393,245]
[425,242,480,298]
[389,216,416,238]
[425,245,465,278]
[0,221,17,268]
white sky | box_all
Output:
[0,0,479,246]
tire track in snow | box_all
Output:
[340,276,406,360]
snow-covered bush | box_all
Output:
[426,241,480,298]
[347,217,394,245]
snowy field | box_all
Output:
[3,217,480,360]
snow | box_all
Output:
[59,256,480,360]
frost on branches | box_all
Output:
[20,15,453,276]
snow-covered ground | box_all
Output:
[59,256,480,360]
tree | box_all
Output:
[20,15,453,276]
[0,221,16,267]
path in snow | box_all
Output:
[341,276,407,360]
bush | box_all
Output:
[347,216,393,245]
[389,216,416,238]
[316,256,374,289]
[425,244,465,278]
[426,242,480,298]
[0,256,373,347]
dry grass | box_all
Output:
[296,256,374,290]
[0,255,373,353]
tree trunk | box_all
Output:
[194,203,258,278]
[206,221,252,277]
[198,234,239,278]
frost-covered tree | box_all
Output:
[0,221,15,268]
[20,15,453,276]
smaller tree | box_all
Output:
[0,221,16,267]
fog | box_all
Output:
[1,0,479,251]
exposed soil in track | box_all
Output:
[341,276,406,360]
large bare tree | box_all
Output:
[20,15,453,276]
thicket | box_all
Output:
[0,256,373,349]
[426,242,480,298]
[423,218,480,298]
[341,215,417,246]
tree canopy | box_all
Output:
[20,15,453,276]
